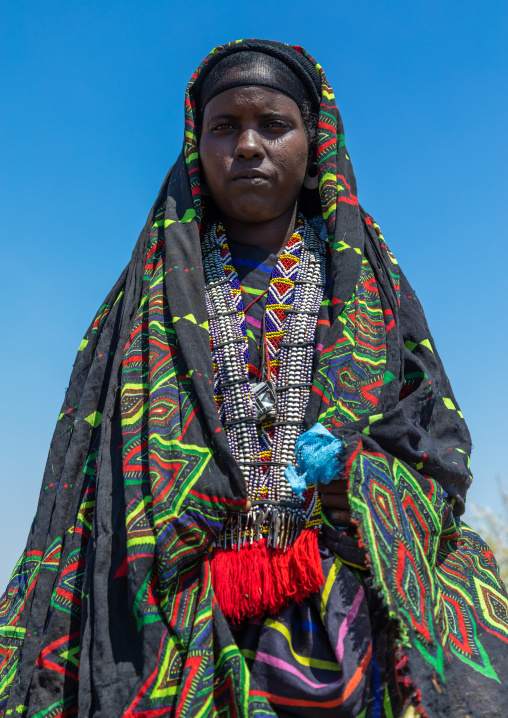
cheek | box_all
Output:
[272,136,309,184]
[199,141,231,184]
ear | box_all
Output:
[303,160,319,190]
[307,156,318,175]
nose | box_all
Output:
[235,129,265,161]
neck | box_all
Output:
[222,203,299,256]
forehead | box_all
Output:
[202,86,301,119]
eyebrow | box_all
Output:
[207,113,238,122]
[207,110,293,123]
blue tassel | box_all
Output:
[285,423,345,498]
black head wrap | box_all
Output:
[192,40,321,115]
[197,50,315,112]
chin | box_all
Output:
[233,210,274,223]
[225,199,283,224]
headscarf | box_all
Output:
[196,49,319,112]
[0,40,507,718]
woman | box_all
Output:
[0,39,506,718]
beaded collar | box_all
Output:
[202,216,326,550]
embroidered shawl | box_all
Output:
[0,40,507,718]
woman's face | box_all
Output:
[199,86,310,225]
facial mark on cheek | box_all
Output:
[268,134,308,164]
[200,142,232,181]
[275,149,308,176]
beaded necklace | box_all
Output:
[202,216,326,550]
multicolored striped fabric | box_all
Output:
[229,536,402,717]
[0,39,506,718]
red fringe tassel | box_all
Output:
[211,528,324,622]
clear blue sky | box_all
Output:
[0,0,506,589]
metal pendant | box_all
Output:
[214,504,308,552]
[252,379,277,424]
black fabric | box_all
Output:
[197,50,314,112]
[192,40,321,115]
[1,39,507,718]
[228,540,405,718]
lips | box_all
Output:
[233,177,269,187]
[231,169,270,182]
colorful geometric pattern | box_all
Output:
[348,448,508,702]
[118,209,276,717]
[307,238,508,712]
[312,256,388,427]
[0,551,42,712]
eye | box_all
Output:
[212,121,236,132]
[265,120,290,130]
